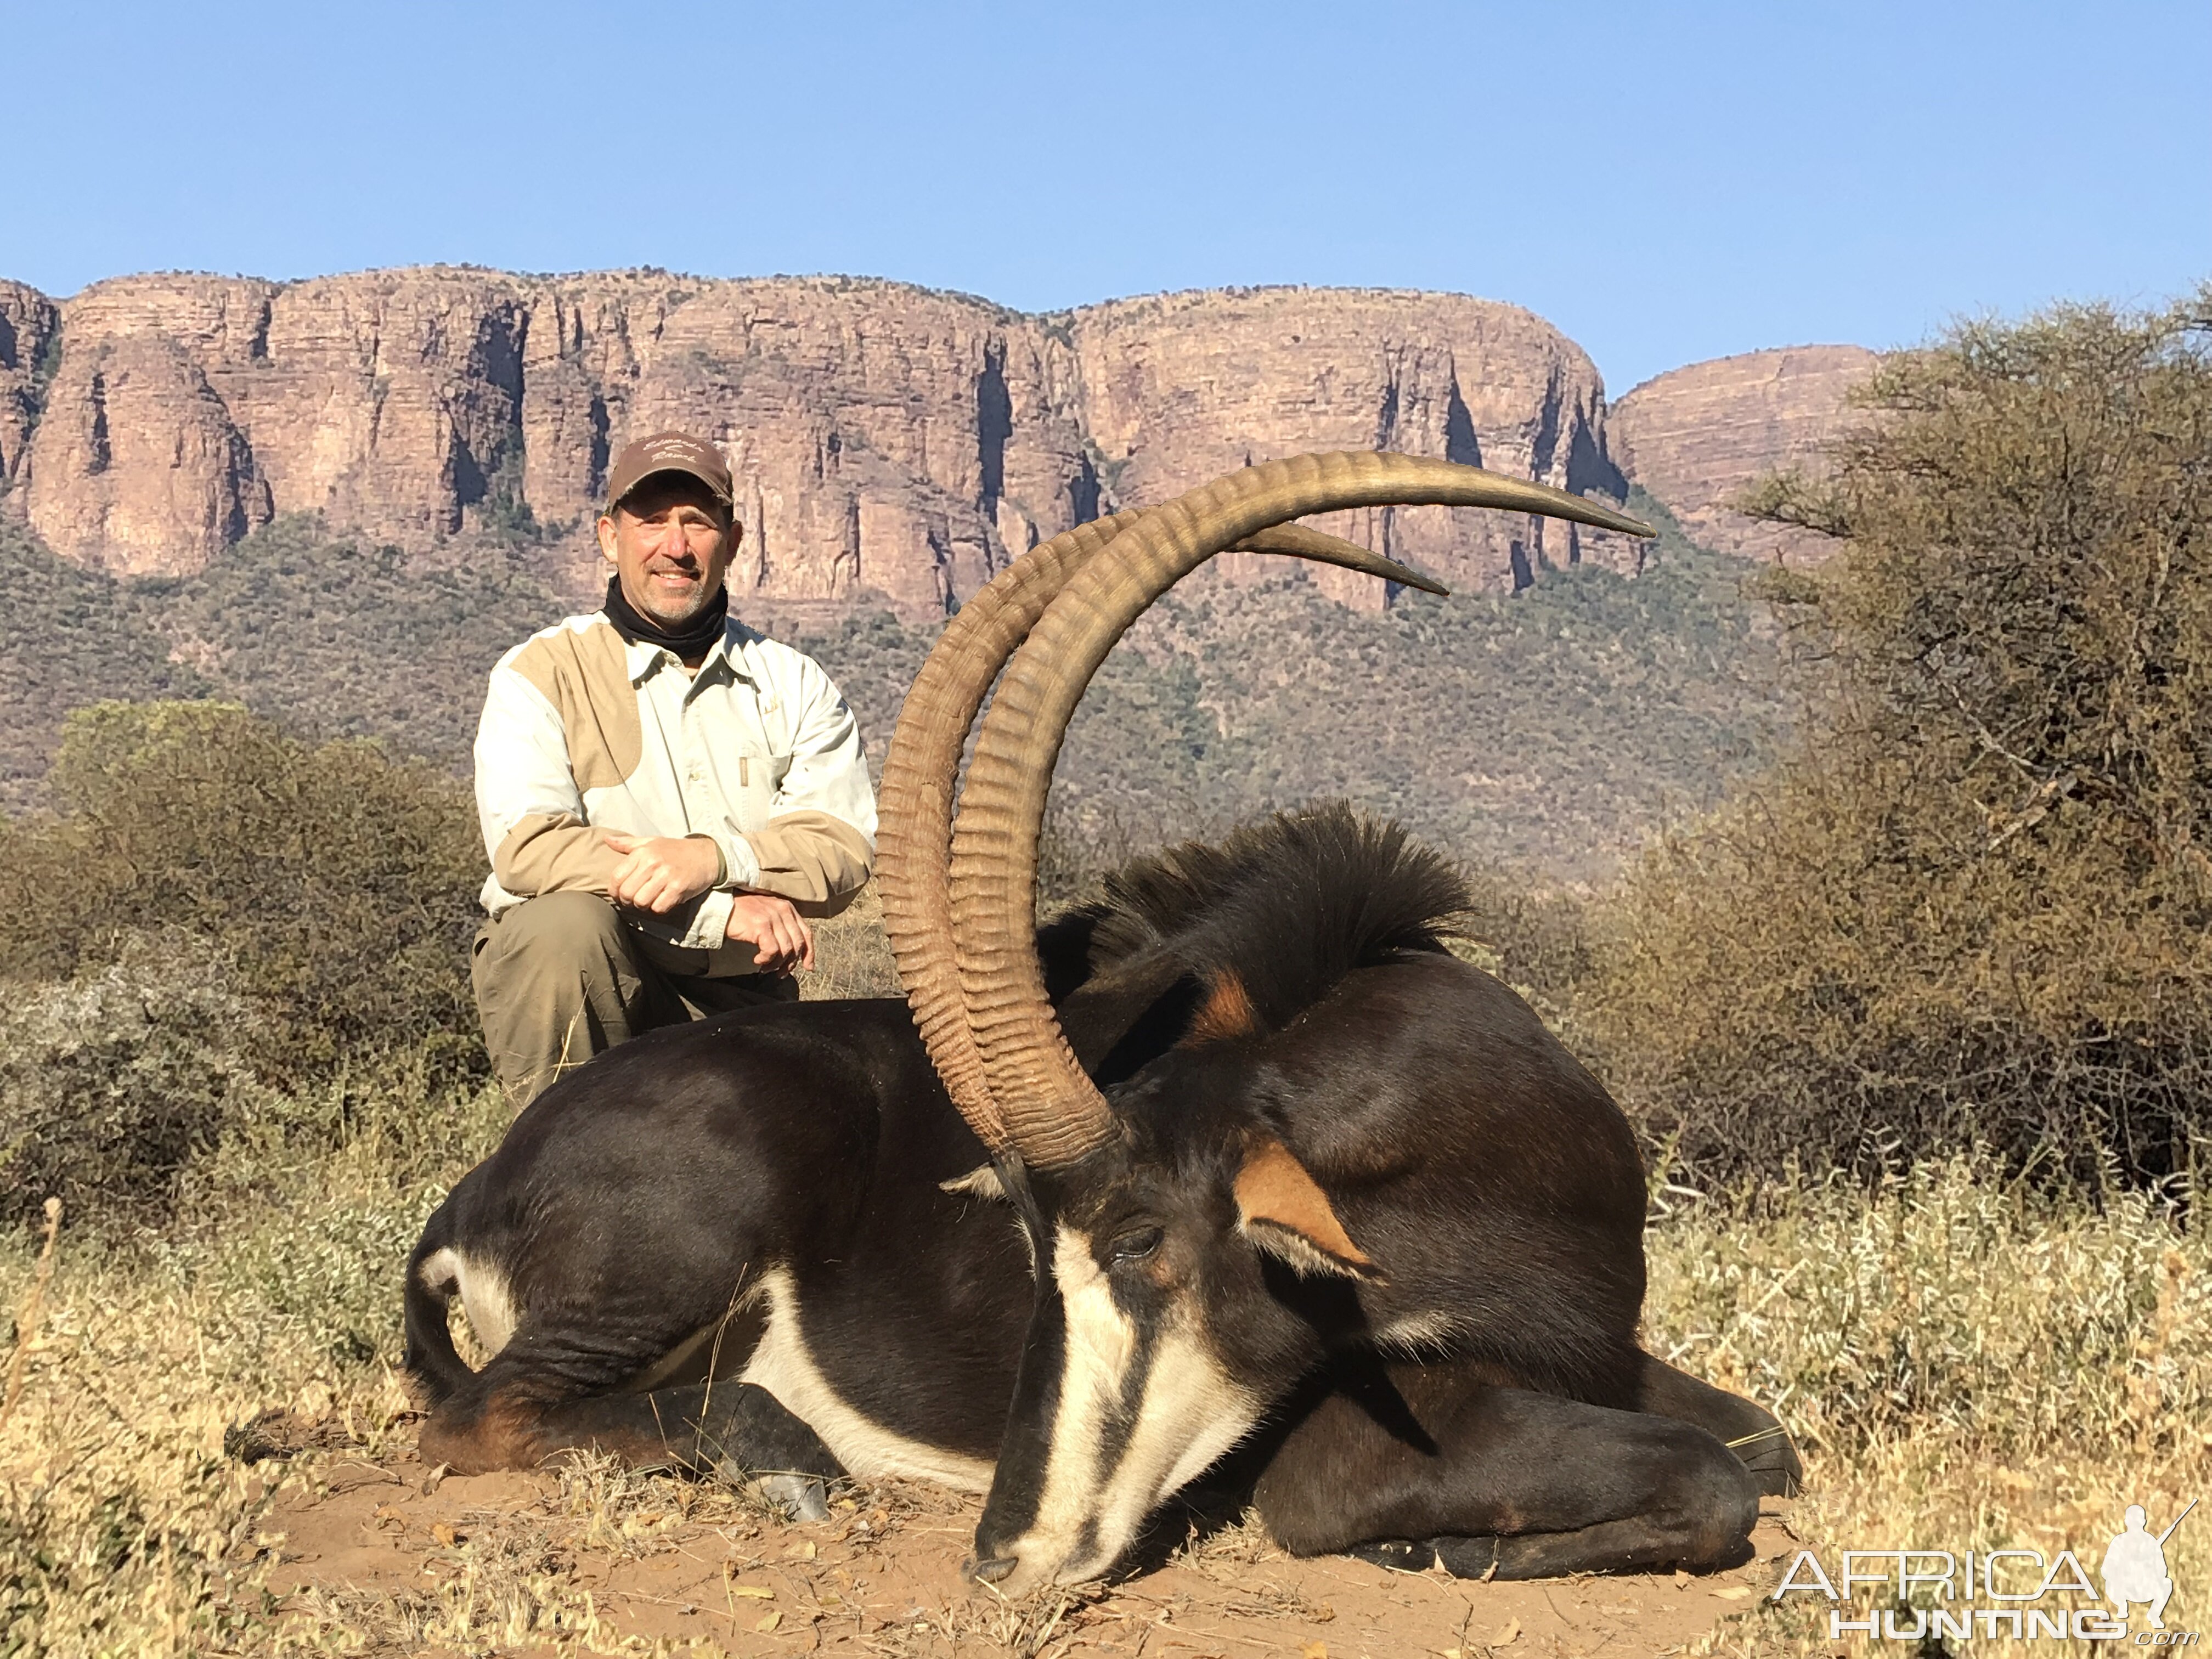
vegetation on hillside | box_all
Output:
[0,514,573,804]
[134,515,572,764]
[1589,288,2212,1187]
[1118,531,1778,875]
[0,516,205,810]
[0,504,1784,882]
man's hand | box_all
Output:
[604,832,721,915]
[726,893,815,975]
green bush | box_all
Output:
[0,701,486,1088]
[0,931,282,1226]
[1590,288,2212,1187]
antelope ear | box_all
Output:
[939,1164,1008,1202]
[1234,1138,1378,1279]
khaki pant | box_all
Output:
[472,891,800,1110]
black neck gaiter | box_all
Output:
[602,576,730,661]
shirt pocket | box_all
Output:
[729,752,794,833]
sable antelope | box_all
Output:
[405,453,1799,1596]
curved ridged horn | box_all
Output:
[878,504,1447,1154]
[946,451,1653,1168]
[879,511,1141,1148]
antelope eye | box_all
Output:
[1110,1225,1165,1263]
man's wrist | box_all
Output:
[686,833,727,888]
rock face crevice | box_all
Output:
[0,281,64,494]
[4,268,1651,614]
[1066,287,1641,607]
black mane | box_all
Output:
[1041,804,1467,1070]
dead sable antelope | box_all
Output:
[405,452,1801,1596]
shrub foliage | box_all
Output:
[1594,289,2212,1184]
[0,932,283,1226]
[0,701,485,1091]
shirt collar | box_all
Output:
[620,619,754,686]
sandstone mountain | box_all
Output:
[0,268,1666,616]
[1608,346,1878,566]
[0,267,1843,872]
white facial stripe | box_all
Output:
[420,1246,518,1356]
[741,1267,995,1491]
[1056,1231,1140,1385]
[1009,1228,1263,1590]
[1083,1308,1262,1575]
[1138,1336,1262,1500]
[1022,1228,1134,1561]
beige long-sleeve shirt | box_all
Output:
[473,607,877,974]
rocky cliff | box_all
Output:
[1608,346,1877,565]
[0,281,62,501]
[1070,287,1638,607]
[0,268,1638,613]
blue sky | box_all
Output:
[4,1,2204,390]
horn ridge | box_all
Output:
[947,451,1654,1167]
[876,500,1429,1154]
[878,511,1143,1150]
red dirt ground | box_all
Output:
[258,1430,1795,1657]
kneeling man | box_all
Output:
[472,431,876,1108]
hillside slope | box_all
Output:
[0,495,1780,877]
[0,266,1848,868]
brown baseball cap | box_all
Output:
[602,430,736,516]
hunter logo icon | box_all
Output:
[2106,1500,2192,1630]
[1771,1493,2200,1641]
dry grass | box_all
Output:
[7,1143,2199,1654]
[1654,1156,2211,1655]
[0,1200,60,1434]
[3,900,2204,1654]
[796,883,901,1003]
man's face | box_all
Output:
[597,473,740,629]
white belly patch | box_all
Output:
[740,1268,995,1491]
